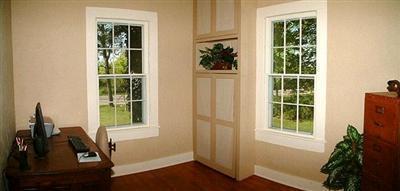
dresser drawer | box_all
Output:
[362,173,393,191]
[363,136,396,183]
[364,96,399,144]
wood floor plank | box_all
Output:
[111,161,301,191]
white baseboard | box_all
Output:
[254,165,327,191]
[112,152,194,177]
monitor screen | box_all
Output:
[34,102,48,154]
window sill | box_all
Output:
[89,126,159,142]
[255,129,325,153]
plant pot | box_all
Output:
[211,62,232,70]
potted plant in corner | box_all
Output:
[199,43,238,70]
[321,125,363,191]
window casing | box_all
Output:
[256,1,327,152]
[86,7,158,142]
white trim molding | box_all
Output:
[86,7,159,142]
[112,152,194,177]
[256,0,327,152]
[255,165,326,191]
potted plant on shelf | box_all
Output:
[199,43,238,70]
[321,125,363,191]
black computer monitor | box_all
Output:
[33,102,48,156]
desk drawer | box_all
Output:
[9,169,111,191]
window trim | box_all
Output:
[256,0,327,152]
[86,7,159,142]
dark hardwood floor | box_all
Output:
[111,161,301,191]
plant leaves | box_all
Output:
[321,124,363,190]
[347,125,361,143]
[344,176,360,191]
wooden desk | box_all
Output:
[5,127,114,191]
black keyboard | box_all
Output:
[68,136,89,152]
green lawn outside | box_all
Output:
[100,104,131,127]
[272,117,313,134]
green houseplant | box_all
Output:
[199,43,238,70]
[321,125,363,191]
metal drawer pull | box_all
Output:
[375,106,385,114]
[373,121,383,128]
[372,144,382,152]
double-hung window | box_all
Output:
[86,7,159,142]
[97,20,146,127]
[256,1,327,152]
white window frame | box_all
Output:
[256,1,327,152]
[86,7,159,142]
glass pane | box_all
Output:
[114,49,128,74]
[114,24,128,48]
[283,104,297,131]
[271,103,281,129]
[98,49,113,75]
[299,78,314,105]
[132,101,143,124]
[99,78,115,104]
[283,78,297,104]
[302,18,316,45]
[100,104,115,127]
[273,48,284,74]
[132,78,144,100]
[273,21,284,47]
[130,26,142,48]
[97,23,112,48]
[285,48,300,74]
[301,46,316,74]
[130,50,142,74]
[270,76,281,102]
[116,103,132,126]
[286,19,300,46]
[116,78,130,103]
[299,106,313,134]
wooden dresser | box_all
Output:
[362,92,400,191]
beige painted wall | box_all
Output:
[0,0,15,190]
[255,0,400,182]
[11,0,193,165]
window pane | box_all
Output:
[97,23,112,48]
[301,46,316,74]
[99,78,115,104]
[130,26,142,48]
[273,21,284,47]
[270,76,281,102]
[114,49,128,74]
[283,77,297,104]
[130,50,142,74]
[132,78,144,100]
[299,106,313,134]
[116,78,130,103]
[286,19,300,46]
[114,24,128,48]
[282,104,296,131]
[302,18,316,45]
[273,48,284,73]
[116,103,132,126]
[299,78,314,105]
[98,49,113,75]
[285,48,300,74]
[132,101,143,123]
[271,103,281,129]
[100,104,115,127]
